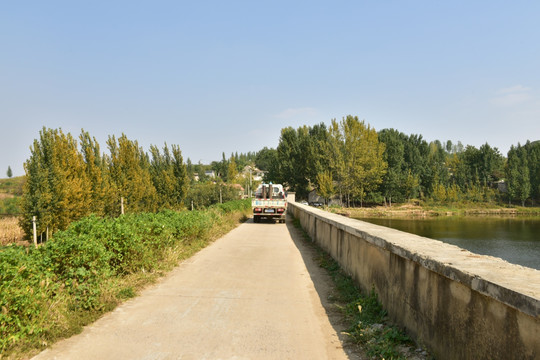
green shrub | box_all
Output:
[0,246,54,352]
[0,200,248,357]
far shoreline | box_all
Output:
[325,203,540,219]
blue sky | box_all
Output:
[1,1,539,176]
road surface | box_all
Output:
[33,218,358,360]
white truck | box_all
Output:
[252,183,287,223]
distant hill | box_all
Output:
[0,176,25,196]
[0,176,24,216]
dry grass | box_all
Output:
[0,193,15,200]
[0,216,25,246]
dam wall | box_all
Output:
[289,202,540,359]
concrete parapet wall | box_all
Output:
[289,202,540,360]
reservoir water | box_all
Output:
[358,216,540,270]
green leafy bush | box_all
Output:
[0,200,249,357]
[0,246,55,352]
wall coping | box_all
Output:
[290,202,540,318]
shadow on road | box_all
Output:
[283,217,365,360]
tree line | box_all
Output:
[21,128,190,240]
[261,115,540,207]
[19,119,540,239]
[20,128,260,240]
[185,151,257,184]
[506,141,540,206]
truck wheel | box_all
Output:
[253,216,259,223]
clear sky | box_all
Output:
[1,1,539,177]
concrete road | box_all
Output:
[33,219,357,360]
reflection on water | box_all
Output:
[358,216,540,270]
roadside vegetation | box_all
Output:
[1,128,258,359]
[19,127,259,243]
[292,218,431,360]
[0,199,250,359]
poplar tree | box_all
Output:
[219,152,228,181]
[80,130,111,215]
[55,130,91,228]
[403,134,429,198]
[324,120,346,203]
[20,137,51,239]
[316,171,335,205]
[171,144,188,207]
[149,143,188,209]
[477,143,504,186]
[227,155,238,183]
[507,144,531,206]
[339,116,387,207]
[150,143,174,209]
[21,127,90,239]
[523,140,540,202]
[305,123,329,189]
[378,128,407,204]
[404,170,421,201]
[276,126,311,197]
[107,134,157,214]
[447,153,468,190]
[427,140,450,194]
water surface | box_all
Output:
[358,216,540,270]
